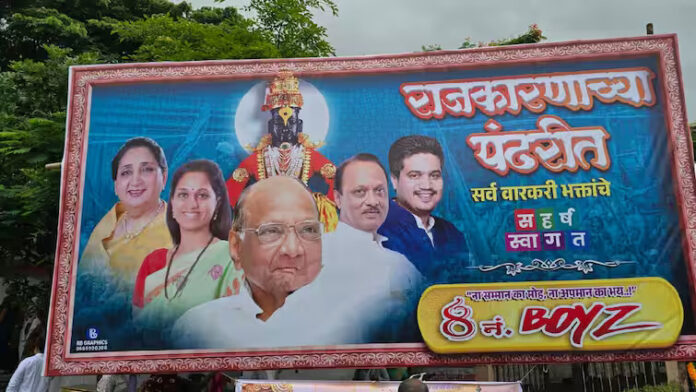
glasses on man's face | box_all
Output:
[239,220,322,244]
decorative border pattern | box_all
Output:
[477,259,634,276]
[47,34,696,376]
[44,342,696,375]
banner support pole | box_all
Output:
[128,374,137,392]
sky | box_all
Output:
[186,0,696,120]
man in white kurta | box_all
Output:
[172,175,382,349]
[322,221,422,305]
[172,264,380,348]
[172,235,420,349]
[172,157,423,348]
[324,154,423,341]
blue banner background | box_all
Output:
[73,54,693,350]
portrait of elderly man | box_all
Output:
[171,175,379,348]
[323,153,423,341]
[378,135,469,277]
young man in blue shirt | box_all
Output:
[378,135,469,279]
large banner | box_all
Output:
[47,34,696,376]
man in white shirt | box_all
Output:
[7,330,48,392]
[326,153,422,287]
[172,176,372,348]
[323,153,423,341]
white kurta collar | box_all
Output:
[240,280,264,315]
[334,221,387,245]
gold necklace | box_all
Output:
[122,200,164,240]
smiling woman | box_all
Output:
[132,160,243,329]
[80,137,173,283]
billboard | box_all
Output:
[47,34,696,376]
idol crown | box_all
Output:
[261,70,304,111]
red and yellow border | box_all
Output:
[47,34,696,375]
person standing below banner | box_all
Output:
[378,135,469,279]
[6,330,48,392]
[398,378,429,392]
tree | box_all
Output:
[0,7,90,67]
[0,0,337,315]
[111,13,279,62]
[246,0,338,57]
[0,47,100,276]
[0,0,190,68]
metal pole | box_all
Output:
[640,362,647,387]
[650,362,657,385]
[582,363,587,392]
[128,374,137,392]
[45,162,62,171]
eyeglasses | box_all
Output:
[238,220,322,244]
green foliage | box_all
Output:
[247,0,338,57]
[189,6,244,25]
[457,24,546,50]
[622,383,681,392]
[421,44,442,52]
[1,278,51,321]
[487,24,546,46]
[459,38,477,49]
[1,46,100,116]
[0,8,90,68]
[112,14,280,62]
[0,46,99,273]
[0,113,65,269]
[0,0,338,308]
[0,0,192,68]
[5,0,189,22]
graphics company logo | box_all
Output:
[86,327,99,340]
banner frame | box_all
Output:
[46,33,696,376]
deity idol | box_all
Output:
[226,71,338,231]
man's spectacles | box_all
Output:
[238,220,322,244]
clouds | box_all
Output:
[187,0,696,118]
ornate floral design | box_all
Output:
[43,343,696,375]
[47,35,696,376]
[477,259,634,276]
[320,163,336,179]
[232,167,249,182]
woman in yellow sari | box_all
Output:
[133,160,243,325]
[80,137,172,283]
